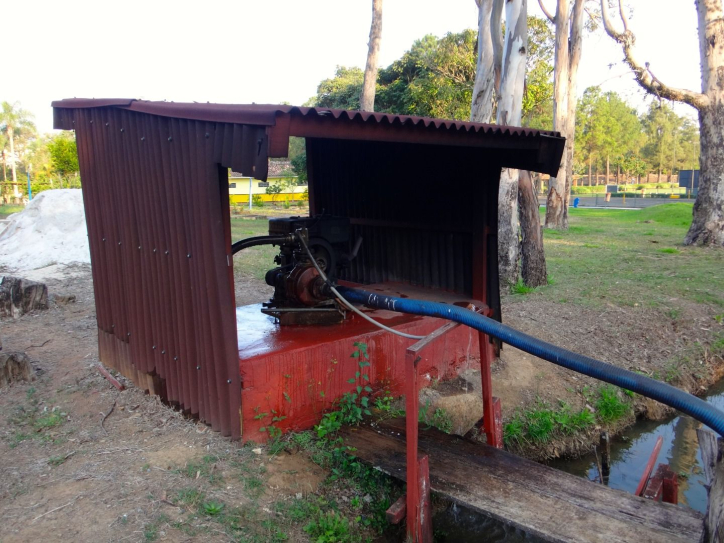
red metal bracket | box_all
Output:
[643,464,678,504]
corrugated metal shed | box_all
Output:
[52,98,565,439]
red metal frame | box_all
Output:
[397,306,501,542]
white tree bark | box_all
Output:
[601,0,723,246]
[497,0,528,285]
[471,0,497,123]
[470,0,504,123]
[8,126,19,198]
[360,0,383,112]
[543,0,570,229]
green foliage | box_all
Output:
[510,280,538,295]
[311,66,364,110]
[503,399,595,446]
[252,194,264,207]
[595,386,631,423]
[316,342,373,439]
[202,501,225,516]
[304,510,353,543]
[573,88,699,183]
[48,133,79,177]
[291,152,308,184]
[658,247,680,254]
[418,402,453,434]
[307,18,553,126]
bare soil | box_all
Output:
[1,263,722,540]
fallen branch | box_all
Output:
[100,398,117,435]
[27,339,52,349]
[32,496,81,523]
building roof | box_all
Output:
[52,99,566,178]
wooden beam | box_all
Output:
[698,428,724,543]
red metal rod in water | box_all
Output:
[635,435,664,497]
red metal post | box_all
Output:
[635,435,663,497]
[405,350,421,541]
[403,320,461,542]
[416,455,433,543]
[479,330,502,448]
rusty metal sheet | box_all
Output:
[71,106,241,438]
[53,99,565,177]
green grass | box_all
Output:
[532,204,724,312]
[0,204,24,219]
[230,218,278,280]
[510,279,538,295]
[595,385,632,423]
[503,395,610,447]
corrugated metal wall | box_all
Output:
[307,138,500,311]
[69,107,261,438]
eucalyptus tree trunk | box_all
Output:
[496,0,528,286]
[359,0,383,112]
[518,170,547,286]
[8,126,19,198]
[470,0,503,123]
[541,0,584,229]
[602,0,724,246]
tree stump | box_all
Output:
[0,276,48,318]
[0,352,35,386]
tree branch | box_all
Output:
[617,0,629,33]
[537,0,555,23]
[600,0,708,110]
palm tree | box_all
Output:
[0,101,36,199]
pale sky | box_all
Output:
[5,0,701,134]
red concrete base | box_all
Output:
[238,283,482,442]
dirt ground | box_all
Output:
[1,263,723,541]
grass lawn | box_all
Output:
[522,204,724,315]
[230,217,278,280]
[0,204,24,219]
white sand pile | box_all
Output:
[0,189,90,272]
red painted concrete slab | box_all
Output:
[238,283,483,442]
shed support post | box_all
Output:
[479,331,503,448]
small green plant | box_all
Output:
[304,510,352,543]
[174,487,206,508]
[503,414,525,445]
[596,385,630,423]
[252,194,264,207]
[418,402,453,434]
[526,407,555,443]
[658,247,680,254]
[283,197,291,209]
[143,514,170,542]
[714,314,724,325]
[48,455,68,466]
[510,280,537,295]
[202,500,225,516]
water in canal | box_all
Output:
[432,381,724,541]
[548,378,724,513]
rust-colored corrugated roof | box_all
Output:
[52,99,565,176]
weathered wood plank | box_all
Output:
[698,428,724,543]
[342,420,703,543]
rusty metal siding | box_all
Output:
[307,138,501,298]
[71,107,243,438]
[54,99,565,178]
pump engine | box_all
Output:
[232,215,359,325]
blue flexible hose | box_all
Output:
[337,286,724,438]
